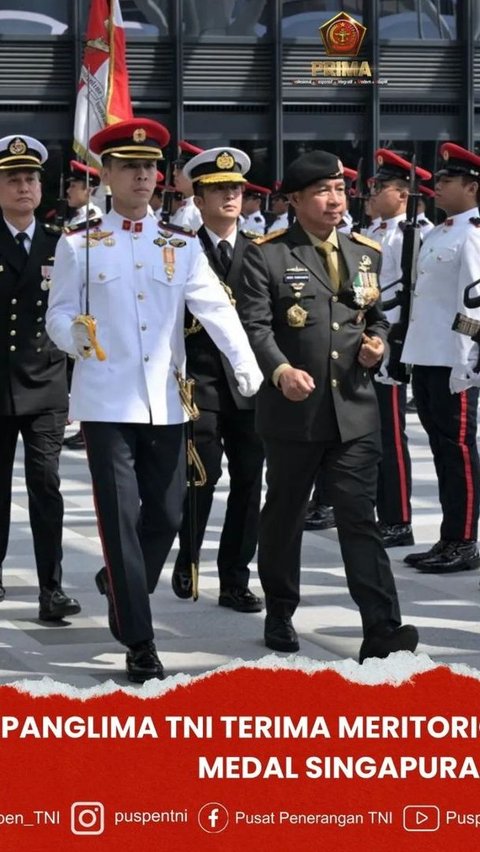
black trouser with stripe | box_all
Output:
[412,366,479,541]
[0,411,66,589]
[175,408,264,591]
[82,421,186,647]
[259,431,401,635]
[374,382,412,525]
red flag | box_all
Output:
[74,0,133,166]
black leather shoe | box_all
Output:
[405,398,417,413]
[379,523,414,548]
[38,587,81,621]
[95,567,120,640]
[63,430,85,450]
[359,623,419,664]
[404,540,447,566]
[416,540,480,573]
[126,640,165,683]
[0,582,4,603]
[264,614,299,652]
[219,587,263,613]
[304,504,336,531]
[171,565,193,599]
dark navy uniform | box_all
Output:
[0,215,69,596]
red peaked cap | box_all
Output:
[436,142,480,179]
[68,159,100,186]
[244,182,271,197]
[343,167,357,181]
[156,170,165,186]
[374,148,432,182]
[175,140,204,166]
[90,118,170,160]
[419,184,435,198]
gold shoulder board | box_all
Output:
[253,228,288,245]
[64,217,103,236]
[349,232,382,252]
[159,221,197,238]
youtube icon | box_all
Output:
[403,805,440,832]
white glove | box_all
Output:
[71,320,93,358]
[449,369,480,394]
[374,359,401,386]
[234,362,264,397]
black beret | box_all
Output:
[281,151,344,194]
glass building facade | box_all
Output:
[0,0,477,208]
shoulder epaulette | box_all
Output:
[42,222,62,236]
[470,217,480,227]
[253,228,288,245]
[349,231,382,252]
[64,216,103,236]
[158,221,196,237]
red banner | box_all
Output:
[1,659,480,850]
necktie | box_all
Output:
[217,239,233,276]
[15,231,28,253]
[15,232,29,266]
[317,241,340,290]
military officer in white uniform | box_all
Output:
[241,183,269,234]
[402,142,480,573]
[267,189,289,233]
[65,160,102,227]
[47,118,262,683]
[169,140,203,232]
[369,149,432,549]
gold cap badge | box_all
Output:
[133,128,147,143]
[215,151,235,170]
[9,137,27,156]
[443,149,449,161]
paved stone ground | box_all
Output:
[1,411,479,689]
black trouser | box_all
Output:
[175,408,264,590]
[82,421,186,647]
[374,382,412,525]
[259,432,401,635]
[0,411,66,589]
[412,366,480,541]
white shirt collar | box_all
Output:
[380,212,406,230]
[204,224,237,250]
[3,216,36,241]
[446,207,479,226]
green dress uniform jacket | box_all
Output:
[237,221,388,443]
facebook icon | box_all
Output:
[198,802,229,833]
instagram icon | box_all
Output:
[71,802,105,835]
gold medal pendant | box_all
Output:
[287,304,308,327]
[103,237,116,247]
[163,246,175,280]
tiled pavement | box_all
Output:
[2,411,479,688]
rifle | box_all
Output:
[380,157,422,383]
[451,277,480,373]
[350,157,367,234]
[160,154,174,224]
[175,372,207,602]
[54,172,68,230]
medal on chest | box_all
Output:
[287,304,308,327]
[163,246,175,280]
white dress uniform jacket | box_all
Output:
[401,208,480,376]
[371,213,406,324]
[168,195,203,232]
[67,203,103,227]
[242,211,265,235]
[267,212,289,233]
[46,209,258,424]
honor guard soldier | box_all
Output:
[46,118,262,682]
[370,149,432,548]
[171,146,264,612]
[267,187,289,233]
[0,134,81,619]
[401,142,480,573]
[65,159,102,227]
[237,149,419,662]
[241,183,270,234]
[169,140,204,231]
